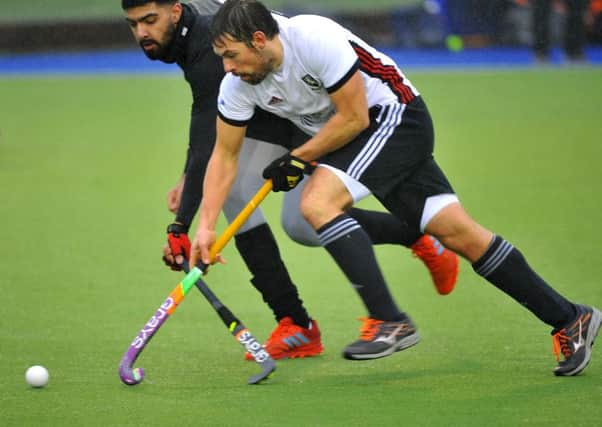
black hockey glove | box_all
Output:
[262,154,313,192]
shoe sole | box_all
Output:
[271,344,324,360]
[554,307,602,376]
[245,344,324,361]
[342,332,420,361]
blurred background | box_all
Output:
[1,0,601,58]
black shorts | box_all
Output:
[320,96,455,232]
[247,108,310,150]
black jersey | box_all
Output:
[164,2,305,227]
[162,3,223,227]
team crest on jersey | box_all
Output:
[301,74,322,90]
[268,96,283,105]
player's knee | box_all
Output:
[281,214,321,247]
[298,196,324,228]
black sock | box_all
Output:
[235,223,310,328]
[348,208,422,247]
[318,214,404,321]
[472,235,576,328]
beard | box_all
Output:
[236,54,273,85]
[139,23,177,61]
[140,40,164,60]
[238,69,269,85]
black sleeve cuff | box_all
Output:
[217,110,250,127]
[326,59,360,94]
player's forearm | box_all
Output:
[176,172,203,227]
[291,111,368,161]
[293,70,369,161]
[177,108,217,226]
[176,145,209,226]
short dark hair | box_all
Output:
[210,0,279,47]
[121,0,177,10]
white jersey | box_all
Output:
[217,14,419,136]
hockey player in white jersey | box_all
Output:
[188,0,600,374]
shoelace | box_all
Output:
[358,317,383,341]
[552,329,571,361]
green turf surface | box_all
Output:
[0,0,419,23]
[1,69,601,426]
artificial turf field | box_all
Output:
[1,68,601,426]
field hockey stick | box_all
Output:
[119,180,274,386]
[183,262,276,384]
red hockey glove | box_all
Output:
[163,222,191,271]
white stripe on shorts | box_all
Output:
[346,103,406,180]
